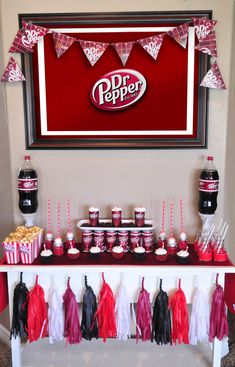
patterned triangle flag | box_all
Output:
[192,17,217,40]
[52,32,76,58]
[22,22,49,49]
[168,23,189,48]
[195,30,217,57]
[113,41,135,66]
[137,34,165,60]
[200,62,226,90]
[80,40,109,66]
[1,57,25,82]
[9,28,34,53]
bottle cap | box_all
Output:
[207,156,213,161]
[24,155,31,160]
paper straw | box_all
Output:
[216,218,223,232]
[47,198,51,233]
[161,201,165,232]
[67,198,71,233]
[180,198,184,233]
[202,224,215,253]
[217,224,229,253]
[56,201,61,237]
[220,222,227,237]
[170,202,173,236]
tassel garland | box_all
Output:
[209,274,229,342]
[189,288,209,345]
[48,287,64,344]
[81,276,98,340]
[136,277,152,342]
[10,272,29,339]
[115,285,131,341]
[93,273,116,342]
[152,279,172,345]
[170,279,189,344]
[27,275,48,342]
[63,277,82,345]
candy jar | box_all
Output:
[157,231,167,248]
[44,231,54,250]
[167,236,177,255]
[53,236,64,257]
[178,231,188,250]
[65,231,76,250]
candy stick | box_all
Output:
[67,198,71,233]
[161,201,165,232]
[56,201,61,238]
[170,202,173,237]
[180,198,184,233]
[217,224,229,253]
[47,198,51,233]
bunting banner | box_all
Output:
[200,62,226,90]
[192,17,217,41]
[112,41,135,66]
[80,41,109,66]
[52,32,76,58]
[1,57,25,82]
[22,22,49,49]
[195,30,217,57]
[137,34,165,60]
[9,28,34,53]
[167,23,189,48]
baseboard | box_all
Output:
[0,324,10,347]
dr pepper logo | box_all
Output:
[90,69,147,111]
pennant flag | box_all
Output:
[1,57,25,82]
[23,22,49,49]
[167,23,189,48]
[80,40,109,66]
[192,17,217,40]
[52,32,76,58]
[137,34,165,60]
[195,30,217,57]
[200,62,226,90]
[9,28,34,53]
[113,41,135,66]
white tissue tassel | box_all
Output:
[115,286,131,341]
[189,288,209,345]
[48,287,64,344]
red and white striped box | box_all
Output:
[19,241,35,264]
[2,241,20,264]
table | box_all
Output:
[1,251,235,367]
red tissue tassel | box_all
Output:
[93,273,116,342]
[27,275,48,342]
[209,274,229,342]
[136,277,152,343]
[170,279,189,344]
[63,277,82,345]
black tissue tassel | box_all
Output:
[10,272,29,339]
[152,279,172,345]
[81,276,98,340]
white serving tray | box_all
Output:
[77,219,156,232]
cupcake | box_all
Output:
[89,246,101,260]
[112,245,124,259]
[39,248,53,263]
[67,247,80,260]
[176,249,190,264]
[155,247,168,262]
[133,246,146,261]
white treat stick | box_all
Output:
[217,224,229,253]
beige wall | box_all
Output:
[0,1,234,253]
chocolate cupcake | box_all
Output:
[89,246,101,260]
[176,249,190,264]
[133,246,146,261]
[39,249,53,264]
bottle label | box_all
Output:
[18,178,38,191]
[199,179,219,192]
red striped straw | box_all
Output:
[67,198,71,233]
[47,198,51,233]
[161,201,165,232]
[170,202,173,237]
[180,198,184,233]
[56,201,61,237]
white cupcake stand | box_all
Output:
[1,261,235,367]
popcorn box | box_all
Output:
[19,241,35,264]
[2,241,20,264]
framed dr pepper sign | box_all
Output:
[20,11,210,149]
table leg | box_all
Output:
[7,271,22,367]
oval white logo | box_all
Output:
[90,69,147,111]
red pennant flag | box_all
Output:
[9,28,34,53]
[52,32,76,58]
[192,17,217,40]
[1,57,25,82]
[80,40,109,66]
[195,30,217,57]
[113,41,135,66]
[137,34,165,60]
[168,23,189,48]
[22,22,49,49]
[200,62,226,90]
